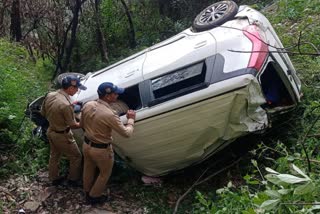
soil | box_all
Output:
[0,169,145,214]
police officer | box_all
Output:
[81,82,135,204]
[41,75,87,186]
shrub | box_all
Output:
[0,39,53,178]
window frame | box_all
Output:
[141,56,215,107]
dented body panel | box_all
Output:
[113,76,268,175]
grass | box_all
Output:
[0,39,53,178]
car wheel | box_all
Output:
[192,1,239,32]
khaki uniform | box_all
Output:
[41,89,82,181]
[81,99,134,197]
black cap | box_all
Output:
[97,82,124,96]
[61,75,87,90]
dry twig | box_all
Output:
[173,158,241,214]
[308,134,320,138]
[300,114,320,173]
[281,202,320,206]
[0,186,15,199]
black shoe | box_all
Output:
[86,195,109,205]
[66,179,82,188]
[84,192,90,201]
[51,177,65,186]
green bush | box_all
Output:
[0,40,51,131]
[0,39,53,178]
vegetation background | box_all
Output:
[0,0,319,213]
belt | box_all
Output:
[54,127,70,134]
[84,137,110,149]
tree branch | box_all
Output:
[173,158,241,214]
[299,114,320,173]
[308,134,320,138]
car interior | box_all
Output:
[260,62,294,108]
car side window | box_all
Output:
[148,61,207,106]
[118,84,142,111]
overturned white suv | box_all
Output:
[27,1,301,176]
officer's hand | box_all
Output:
[72,101,83,113]
[72,101,83,106]
[73,104,82,113]
[126,110,136,120]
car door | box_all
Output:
[142,30,216,80]
[73,52,146,103]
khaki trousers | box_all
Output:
[83,142,114,197]
[47,129,82,181]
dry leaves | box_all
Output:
[0,169,144,213]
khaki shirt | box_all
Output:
[41,89,77,131]
[80,99,134,144]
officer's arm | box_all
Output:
[109,113,134,138]
[64,104,81,129]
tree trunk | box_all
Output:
[0,10,5,37]
[119,0,136,48]
[61,0,85,73]
[10,0,22,42]
[26,42,36,62]
[94,0,108,63]
[157,0,170,16]
[0,1,8,37]
[53,21,73,80]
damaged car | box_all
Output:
[26,1,301,176]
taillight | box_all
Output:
[243,25,268,71]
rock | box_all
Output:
[38,187,56,202]
[24,201,41,212]
[84,208,116,214]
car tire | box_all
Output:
[192,1,239,32]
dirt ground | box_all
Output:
[0,169,146,214]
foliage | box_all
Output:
[0,40,52,129]
[100,0,188,55]
[0,126,50,178]
[193,182,258,214]
[0,39,53,178]
[74,0,191,73]
[259,164,320,213]
[192,141,320,213]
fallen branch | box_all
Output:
[299,114,320,173]
[173,158,241,214]
[308,134,320,138]
[296,158,320,164]
[173,168,208,214]
[281,202,320,206]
